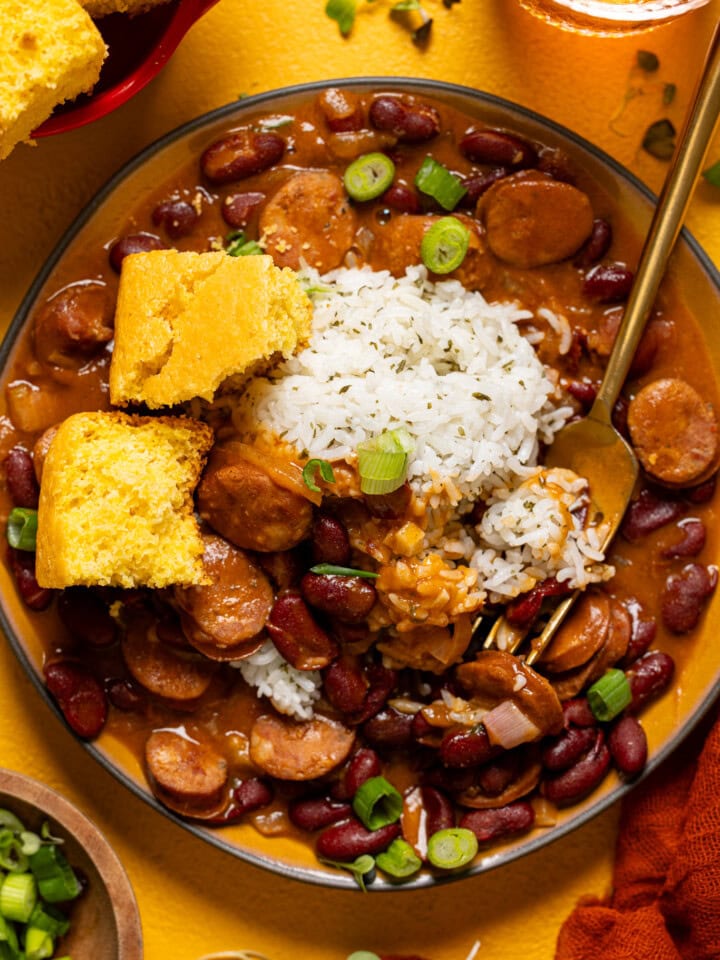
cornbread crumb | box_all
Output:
[79,0,171,17]
[0,0,106,160]
[109,251,313,409]
[36,412,213,589]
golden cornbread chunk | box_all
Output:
[36,411,213,589]
[0,0,106,161]
[79,0,171,17]
[109,252,313,409]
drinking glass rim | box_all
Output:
[539,0,710,22]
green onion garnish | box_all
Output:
[6,508,38,551]
[343,152,396,202]
[587,668,632,722]
[319,854,375,891]
[325,0,357,36]
[225,230,264,257]
[375,838,422,880]
[347,953,382,960]
[29,846,81,903]
[427,827,478,870]
[0,872,37,923]
[415,156,467,211]
[310,564,379,579]
[24,924,54,959]
[27,903,70,939]
[302,458,335,493]
[357,428,414,495]
[0,814,24,835]
[703,159,720,187]
[352,776,403,831]
[420,216,470,274]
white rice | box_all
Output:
[231,640,321,720]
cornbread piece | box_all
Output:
[80,0,170,16]
[0,0,106,161]
[109,252,313,409]
[36,411,213,589]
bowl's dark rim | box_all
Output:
[3,76,719,892]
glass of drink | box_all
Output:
[517,0,711,35]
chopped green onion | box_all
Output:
[325,0,357,35]
[703,159,720,187]
[19,833,41,857]
[427,827,478,870]
[29,846,81,903]
[344,153,395,202]
[225,230,264,256]
[0,814,24,835]
[310,564,379,579]
[319,854,375,891]
[375,838,422,879]
[23,925,54,960]
[27,903,69,939]
[347,953,382,960]
[357,428,414,496]
[6,508,37,551]
[0,914,19,950]
[0,837,28,874]
[587,668,632,722]
[302,459,335,493]
[420,216,470,274]
[352,776,403,830]
[415,157,467,211]
[0,872,37,923]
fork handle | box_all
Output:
[595,21,720,414]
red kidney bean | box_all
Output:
[612,395,630,438]
[542,730,611,806]
[573,218,612,267]
[686,474,717,503]
[151,200,199,239]
[316,818,400,861]
[609,716,647,777]
[411,710,435,742]
[440,726,496,768]
[566,379,597,410]
[627,651,675,714]
[4,447,39,508]
[460,129,537,168]
[536,146,576,182]
[106,677,146,712]
[420,786,455,837]
[382,184,421,214]
[44,661,107,739]
[621,487,685,541]
[661,563,717,634]
[661,518,706,559]
[542,726,597,773]
[323,656,368,715]
[7,548,52,610]
[300,572,376,623]
[460,801,535,843]
[505,577,573,629]
[631,322,661,377]
[562,697,597,728]
[364,483,412,520]
[109,232,165,273]
[268,591,338,670]
[369,96,440,142]
[318,88,364,133]
[620,613,657,668]
[461,168,509,205]
[289,795,353,832]
[221,191,266,228]
[201,130,285,184]
[582,262,634,303]
[477,752,521,797]
[353,663,397,724]
[232,777,274,814]
[311,515,351,566]
[362,708,414,750]
[57,588,117,647]
[345,747,382,796]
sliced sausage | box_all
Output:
[198,449,313,553]
[370,213,493,291]
[145,729,228,807]
[174,534,273,658]
[376,616,473,674]
[122,624,216,701]
[479,172,594,268]
[627,378,719,487]
[541,591,610,674]
[34,283,113,369]
[549,597,631,700]
[249,713,356,780]
[458,751,542,809]
[259,171,357,272]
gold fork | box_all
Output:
[482,22,720,667]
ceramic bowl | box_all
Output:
[2,78,720,890]
[0,768,142,957]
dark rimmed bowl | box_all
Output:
[0,768,142,957]
[3,78,720,890]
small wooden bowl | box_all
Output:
[0,769,142,960]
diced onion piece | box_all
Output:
[482,700,541,749]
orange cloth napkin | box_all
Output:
[555,708,720,960]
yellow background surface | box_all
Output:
[0,2,719,958]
